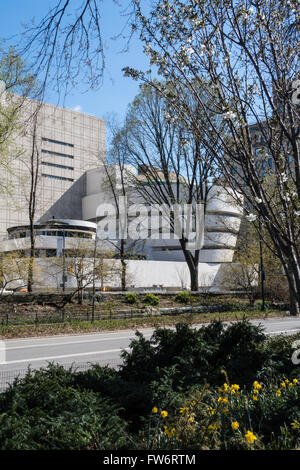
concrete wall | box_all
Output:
[0,95,105,237]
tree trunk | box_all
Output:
[189,264,199,292]
[289,286,300,316]
[180,241,200,291]
[184,254,199,291]
[121,259,127,291]
[27,231,34,292]
[286,264,300,316]
[120,239,127,291]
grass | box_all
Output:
[0,309,288,339]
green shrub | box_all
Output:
[175,291,191,304]
[0,364,129,450]
[120,320,268,388]
[143,293,159,306]
[1,322,299,451]
[124,292,138,305]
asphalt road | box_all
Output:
[0,316,299,391]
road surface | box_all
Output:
[0,316,299,391]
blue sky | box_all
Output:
[0,0,149,127]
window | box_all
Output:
[42,174,74,182]
[42,137,73,147]
[41,149,74,160]
[46,249,57,257]
[42,161,74,171]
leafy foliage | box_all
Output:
[0,321,299,450]
[143,293,159,306]
[120,320,267,388]
[175,291,191,304]
[0,364,129,450]
[124,292,139,305]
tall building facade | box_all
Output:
[0,95,105,237]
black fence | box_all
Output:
[0,306,159,326]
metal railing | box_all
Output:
[0,306,155,326]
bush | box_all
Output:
[175,291,191,304]
[120,320,269,388]
[124,292,138,305]
[0,364,129,450]
[1,321,299,450]
[143,293,159,306]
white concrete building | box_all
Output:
[0,94,105,237]
[0,95,243,290]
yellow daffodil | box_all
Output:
[218,396,228,404]
[231,421,239,431]
[291,420,300,430]
[245,430,257,444]
[164,426,176,438]
[276,389,282,397]
[152,406,158,414]
[161,410,168,418]
[253,381,262,390]
[230,384,240,394]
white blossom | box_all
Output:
[222,110,237,120]
[255,197,262,204]
[246,213,257,222]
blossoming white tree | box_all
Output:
[124,0,300,314]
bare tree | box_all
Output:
[113,83,220,290]
[101,116,147,290]
[64,238,116,304]
[0,251,33,298]
[14,0,137,100]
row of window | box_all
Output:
[42,174,74,182]
[42,161,74,171]
[41,149,74,160]
[42,137,74,148]
[10,231,93,239]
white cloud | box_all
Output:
[73,105,83,113]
